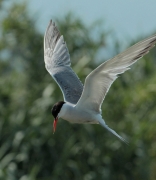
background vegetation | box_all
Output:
[0,1,156,180]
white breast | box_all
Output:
[58,103,99,124]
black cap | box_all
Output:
[51,101,65,118]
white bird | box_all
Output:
[44,20,156,144]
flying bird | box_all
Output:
[44,20,156,143]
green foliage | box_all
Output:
[0,1,156,180]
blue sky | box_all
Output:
[26,0,156,42]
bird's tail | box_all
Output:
[98,119,128,145]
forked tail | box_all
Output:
[98,119,129,145]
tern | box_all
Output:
[44,20,156,143]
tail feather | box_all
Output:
[98,119,129,145]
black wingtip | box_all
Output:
[49,19,52,24]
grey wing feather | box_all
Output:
[76,34,156,112]
[52,67,83,104]
[44,20,83,104]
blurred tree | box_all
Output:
[0,1,156,180]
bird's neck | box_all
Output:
[58,103,74,119]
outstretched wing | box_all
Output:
[76,34,156,112]
[44,20,83,104]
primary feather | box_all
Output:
[44,20,83,104]
[76,34,156,112]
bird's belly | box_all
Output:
[58,104,100,124]
[61,110,98,124]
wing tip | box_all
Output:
[49,19,55,27]
[45,19,55,35]
[44,19,61,51]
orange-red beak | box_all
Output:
[53,117,58,134]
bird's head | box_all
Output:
[51,101,65,133]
